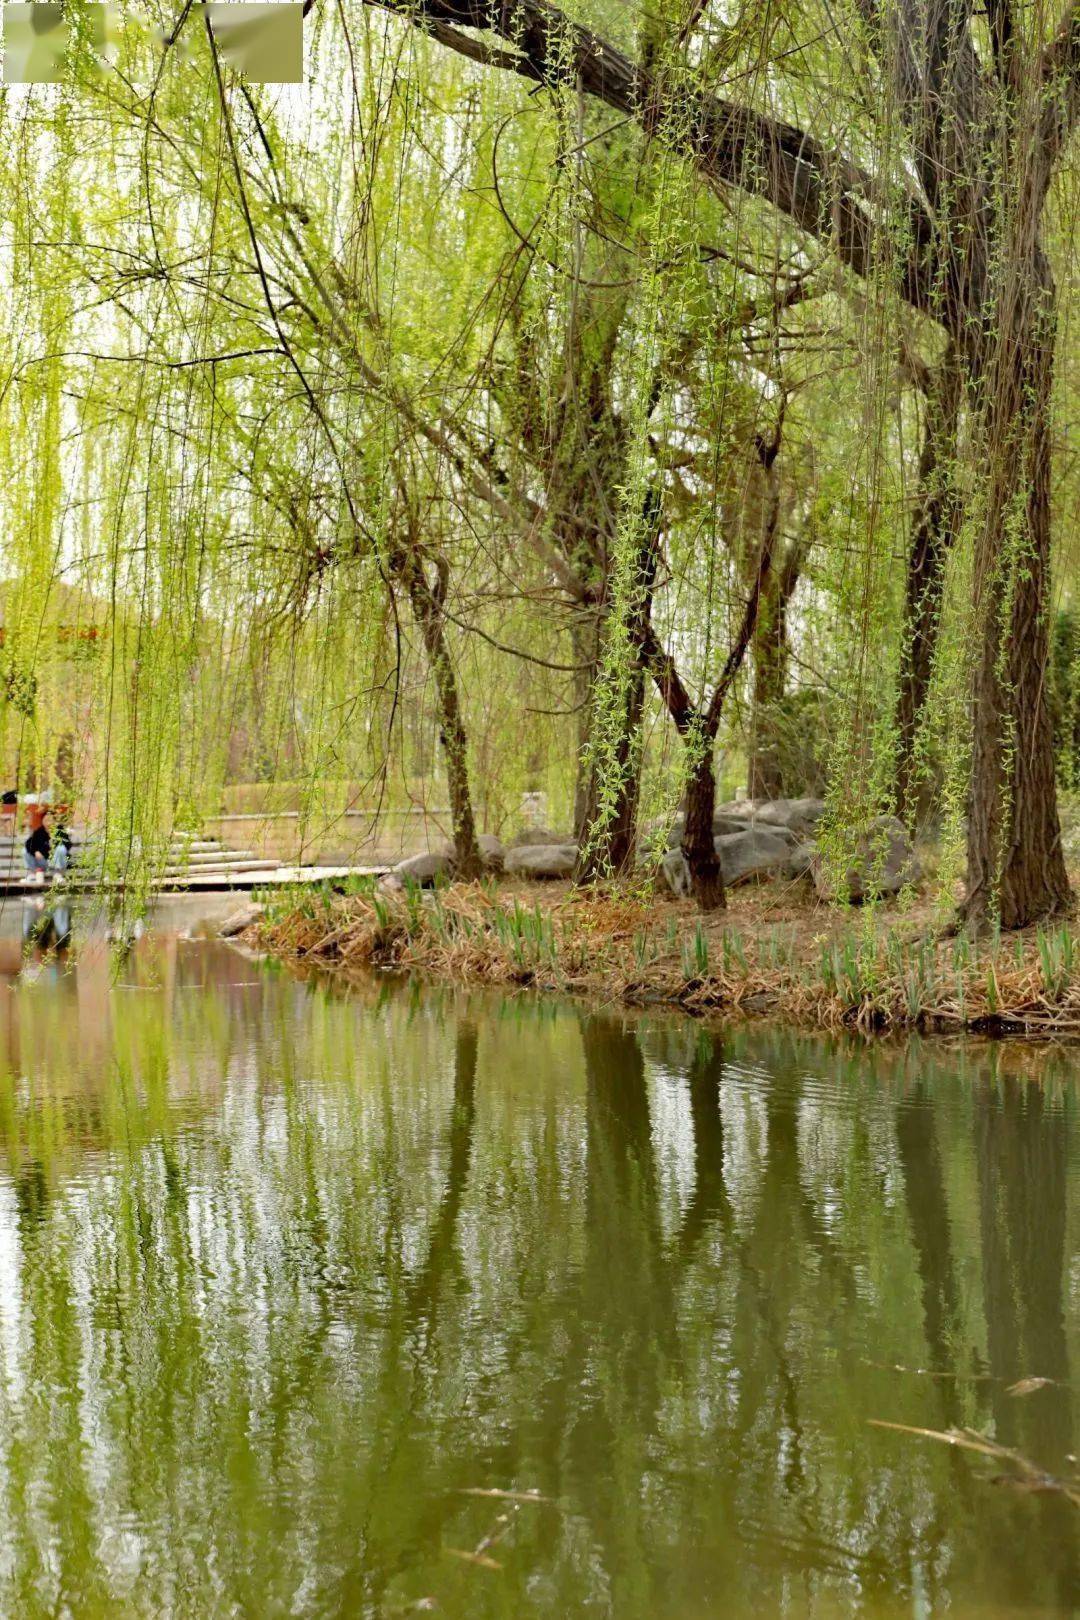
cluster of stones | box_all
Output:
[655,800,919,901]
[384,797,920,902]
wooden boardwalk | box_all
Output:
[0,831,389,897]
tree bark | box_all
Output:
[574,489,661,882]
[739,409,793,802]
[748,536,805,799]
[747,583,787,799]
[640,420,784,911]
[571,613,598,842]
[964,246,1068,928]
[401,554,483,880]
[682,726,725,909]
[894,350,963,830]
[574,657,647,880]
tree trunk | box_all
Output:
[964,248,1068,928]
[641,420,782,911]
[747,537,804,800]
[682,727,725,910]
[894,352,963,830]
[747,583,786,799]
[574,655,646,880]
[575,493,660,882]
[745,408,791,801]
[402,557,483,880]
[571,613,598,842]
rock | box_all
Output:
[715,826,796,886]
[783,841,817,881]
[657,827,805,892]
[660,849,691,898]
[504,843,578,879]
[752,797,827,837]
[477,833,505,871]
[712,796,826,835]
[378,871,406,894]
[714,814,760,837]
[664,812,755,850]
[508,827,571,848]
[219,902,264,938]
[812,815,920,902]
[393,850,454,887]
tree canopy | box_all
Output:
[3,0,1080,921]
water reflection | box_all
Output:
[0,931,1075,1615]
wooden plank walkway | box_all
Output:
[0,830,389,897]
[0,865,390,898]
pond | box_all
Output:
[0,897,1076,1616]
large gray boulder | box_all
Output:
[752,797,827,837]
[477,834,505,871]
[219,902,264,938]
[657,828,796,894]
[716,826,797,886]
[393,849,454,887]
[664,811,757,850]
[508,826,571,848]
[711,796,826,835]
[783,841,817,881]
[812,815,920,902]
[504,843,578,879]
[660,849,692,898]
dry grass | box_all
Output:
[249,875,1080,1037]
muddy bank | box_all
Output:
[247,879,1080,1038]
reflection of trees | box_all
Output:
[674,1031,732,1259]
[2,973,1079,1615]
[975,1071,1078,1608]
[569,1016,676,1609]
[896,1080,962,1405]
[404,1023,477,1330]
[326,1020,491,1616]
[888,1066,975,1598]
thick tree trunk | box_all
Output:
[682,729,725,910]
[570,613,598,842]
[894,353,963,830]
[747,538,804,799]
[575,494,660,882]
[574,657,646,880]
[745,410,791,801]
[964,250,1068,928]
[402,557,483,880]
[747,585,787,799]
[573,594,645,880]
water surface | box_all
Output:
[0,898,1076,1616]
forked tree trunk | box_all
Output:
[642,422,784,912]
[894,353,963,830]
[402,555,483,880]
[964,249,1068,928]
[681,728,724,910]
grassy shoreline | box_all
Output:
[248,876,1080,1038]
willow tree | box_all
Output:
[7,0,1080,925]
[357,0,1080,924]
